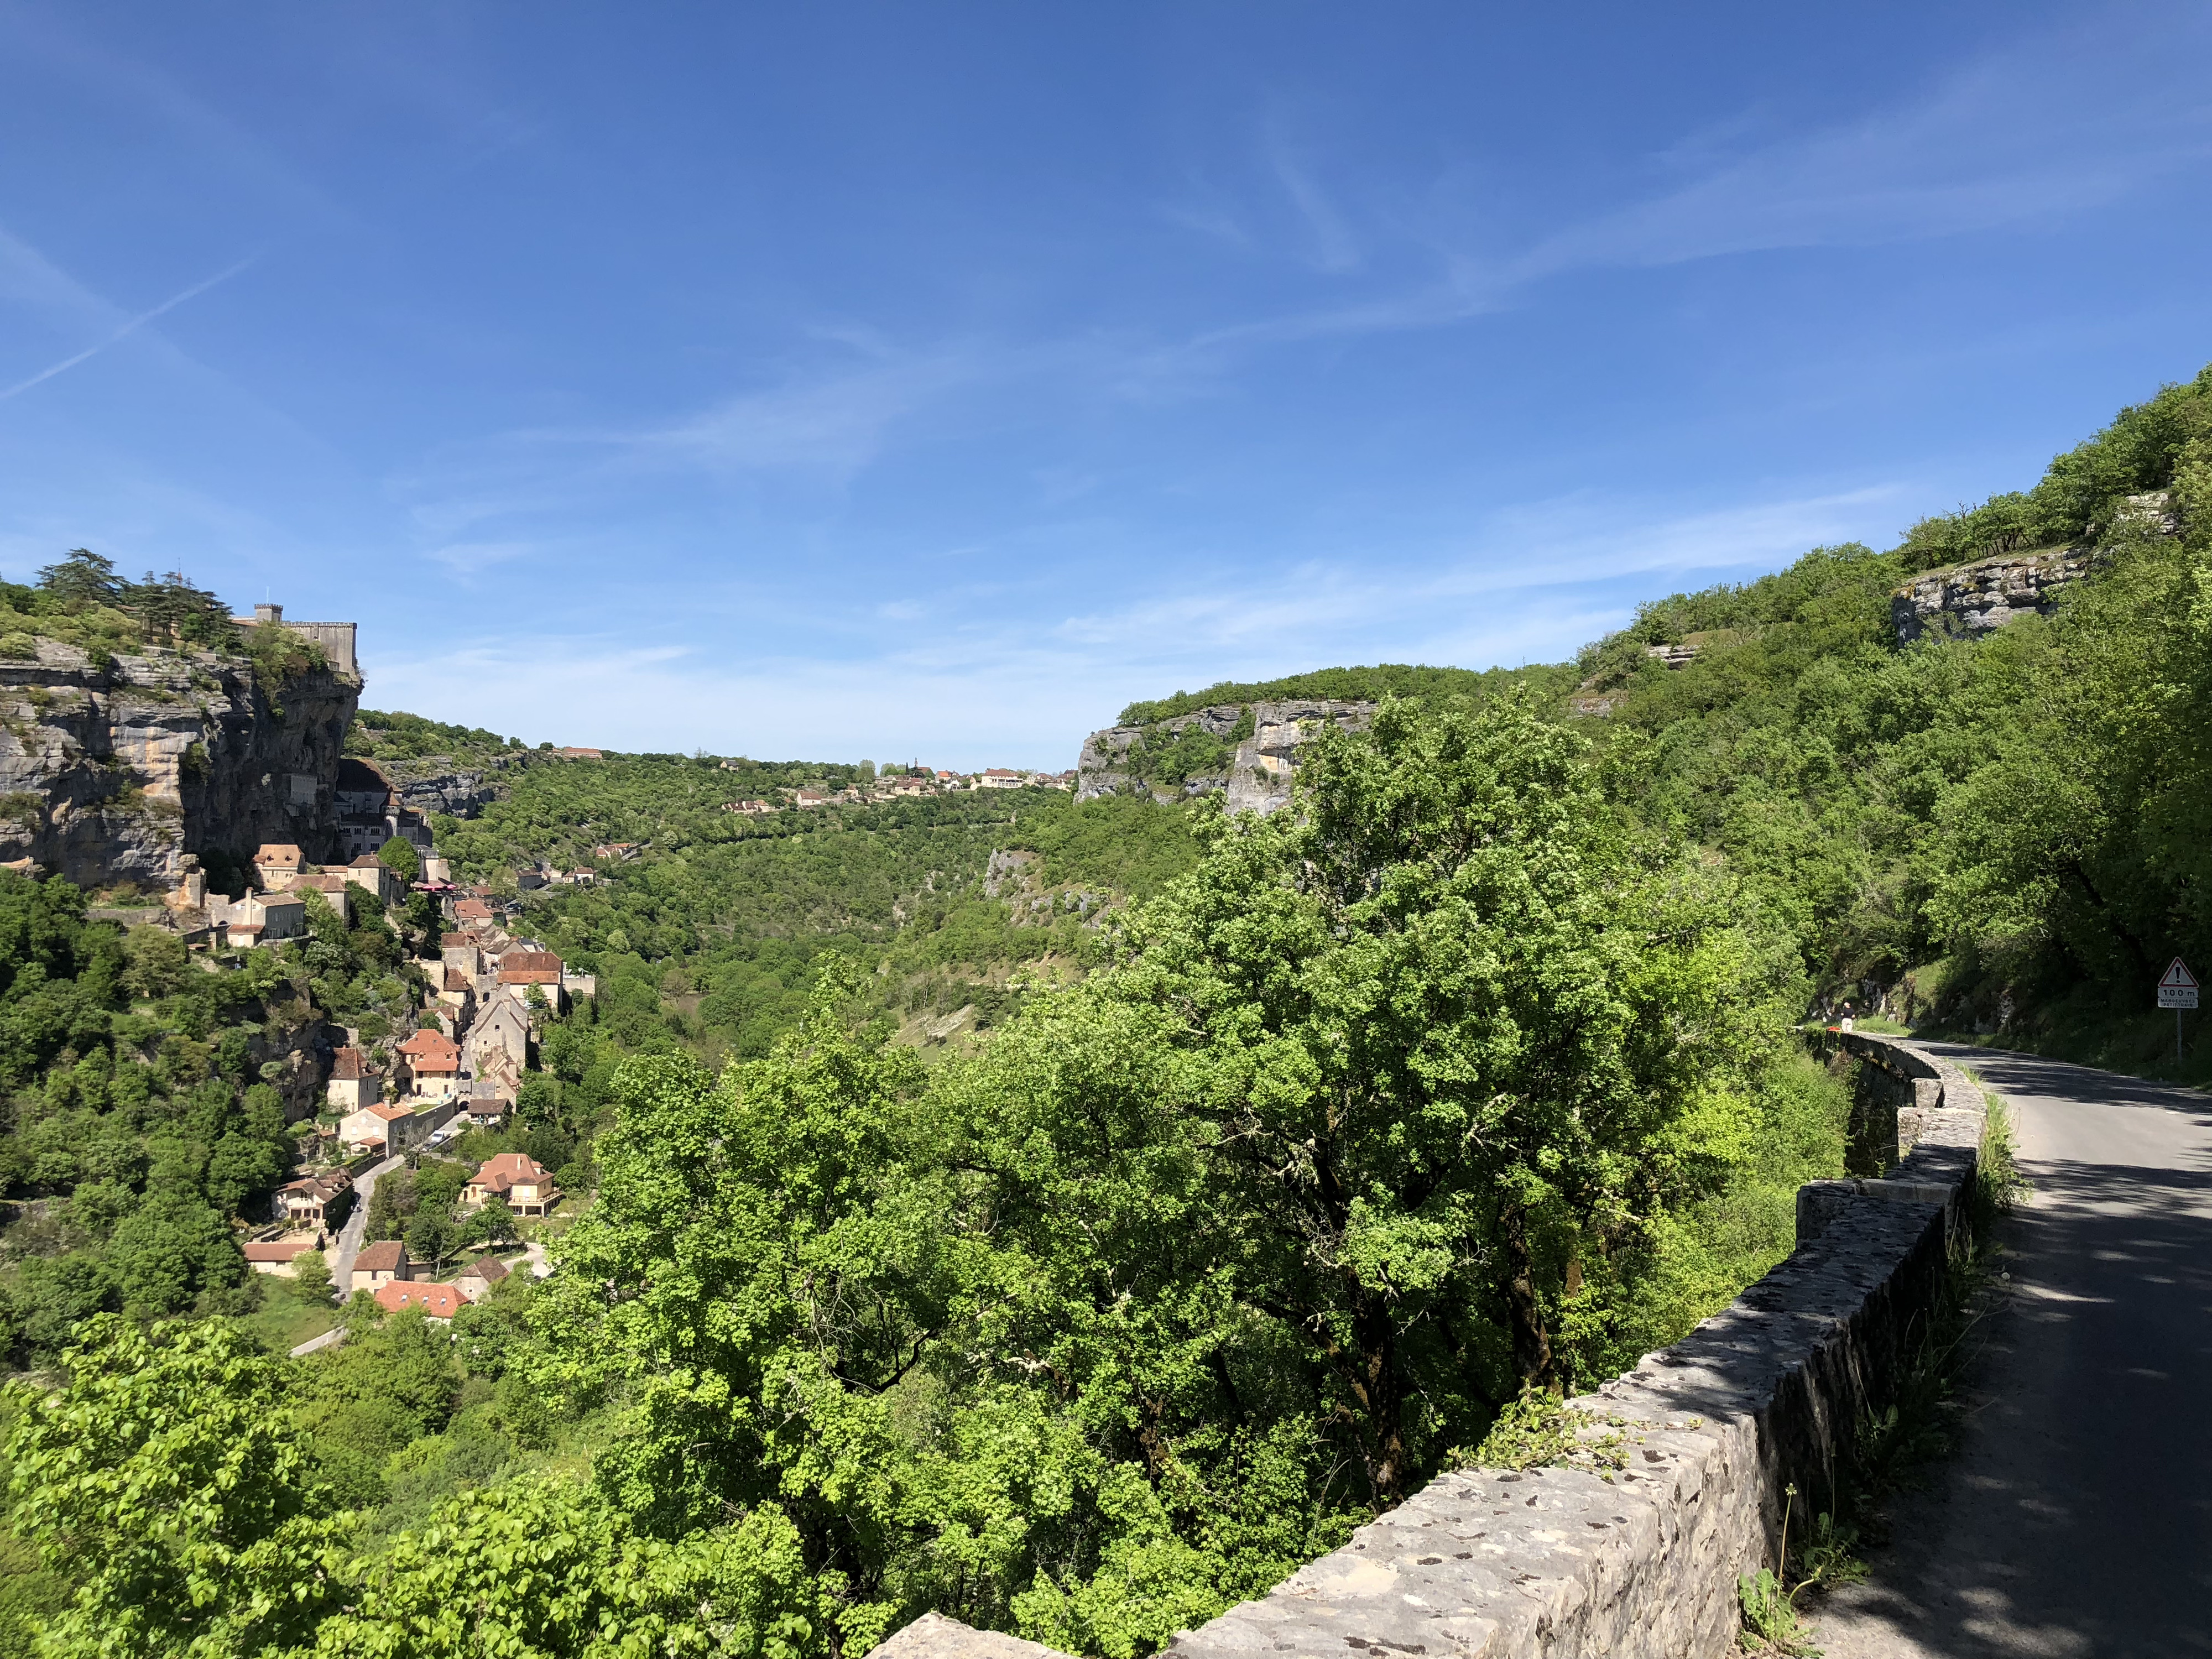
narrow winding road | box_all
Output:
[324,1152,401,1298]
[1813,1041,2212,1658]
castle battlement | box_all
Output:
[236,602,358,679]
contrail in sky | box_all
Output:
[0,253,260,402]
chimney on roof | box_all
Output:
[253,603,284,624]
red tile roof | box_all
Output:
[497,951,562,983]
[398,1029,461,1068]
[471,1152,555,1194]
[331,1046,374,1081]
[254,843,305,866]
[459,1256,510,1286]
[375,1281,466,1318]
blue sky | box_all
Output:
[1,3,2206,767]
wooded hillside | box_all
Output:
[1,363,2205,1658]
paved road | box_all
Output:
[1813,1042,2212,1658]
[288,1323,347,1358]
[325,1152,402,1296]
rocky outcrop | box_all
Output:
[1076,700,1375,816]
[385,761,500,819]
[0,639,359,891]
[1891,546,2101,644]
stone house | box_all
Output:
[252,843,306,891]
[465,999,531,1079]
[452,898,496,927]
[462,1153,561,1218]
[441,934,484,977]
[225,891,305,947]
[456,1256,510,1302]
[495,950,564,1014]
[294,870,354,925]
[243,1235,323,1277]
[338,1101,411,1154]
[351,1239,411,1295]
[346,855,399,904]
[398,1028,463,1099]
[273,1170,352,1228]
[437,967,476,1027]
[458,1084,510,1128]
[978,769,1027,790]
[326,1046,379,1113]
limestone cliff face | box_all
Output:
[0,639,359,890]
[1891,546,2102,645]
[1891,490,2176,645]
[1076,698,1375,815]
[384,760,500,819]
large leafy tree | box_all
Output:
[977,692,1792,1502]
[528,695,1793,1654]
[4,1316,346,1658]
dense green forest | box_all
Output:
[1,365,2206,1658]
[1573,364,2212,1070]
[1117,661,1573,726]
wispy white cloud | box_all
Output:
[1265,126,1362,274]
[632,345,985,479]
[1193,13,2212,351]
[356,481,1892,763]
[1049,484,1898,662]
[1438,486,1906,593]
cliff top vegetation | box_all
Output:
[1118,661,1573,726]
[0,550,329,681]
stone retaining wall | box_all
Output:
[869,1034,1988,1659]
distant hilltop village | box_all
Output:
[714,763,1077,816]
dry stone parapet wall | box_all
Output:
[869,1034,1987,1659]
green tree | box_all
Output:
[32,550,119,608]
[118,926,187,1001]
[292,1250,333,1304]
[378,836,422,886]
[405,1211,457,1273]
[967,693,1792,1495]
[461,1198,519,1249]
[295,1310,458,1509]
[515,1071,562,1128]
[4,1316,344,1658]
[104,1192,242,1314]
[304,1476,831,1659]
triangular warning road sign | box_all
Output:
[2159,957,2197,990]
